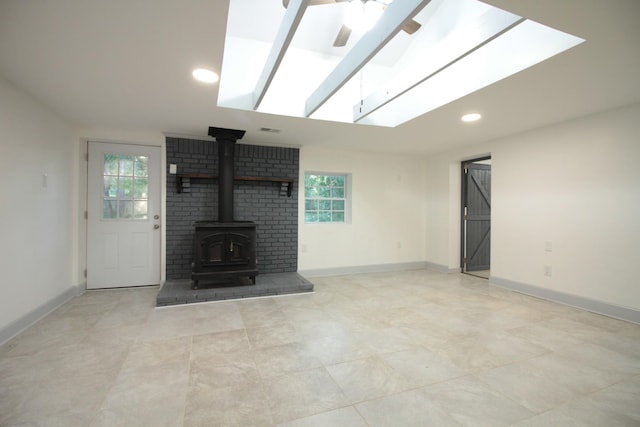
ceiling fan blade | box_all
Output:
[376,3,421,35]
[283,0,346,7]
[333,24,352,47]
[402,19,421,35]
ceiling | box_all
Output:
[0,0,638,154]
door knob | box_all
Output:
[154,224,160,229]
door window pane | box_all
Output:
[103,200,117,219]
[134,178,148,198]
[119,156,134,175]
[103,154,119,175]
[135,156,148,177]
[134,201,148,219]
[103,176,118,198]
[119,177,133,199]
[102,153,149,220]
[119,200,133,219]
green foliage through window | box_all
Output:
[103,154,149,220]
[304,173,347,223]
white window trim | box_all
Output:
[304,171,352,224]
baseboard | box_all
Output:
[490,276,640,325]
[0,284,84,346]
[425,262,461,274]
[299,262,429,278]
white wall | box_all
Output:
[2,68,636,334]
[0,76,77,336]
[298,145,427,272]
[424,103,640,311]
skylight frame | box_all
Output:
[218,0,585,128]
[357,19,585,127]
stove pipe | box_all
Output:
[208,127,246,223]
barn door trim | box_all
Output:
[461,156,492,273]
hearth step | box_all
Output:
[156,273,314,306]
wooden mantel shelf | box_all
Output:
[175,173,294,197]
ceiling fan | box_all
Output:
[282,0,422,47]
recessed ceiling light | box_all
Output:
[461,113,482,122]
[192,68,219,83]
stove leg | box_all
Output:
[191,280,199,290]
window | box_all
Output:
[304,173,350,223]
[102,153,149,220]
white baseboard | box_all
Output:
[491,276,640,325]
[0,284,84,346]
[299,261,462,278]
[299,262,429,278]
[425,262,461,274]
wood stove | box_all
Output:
[191,221,257,289]
[190,127,258,289]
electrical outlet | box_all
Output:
[544,265,553,277]
[544,241,553,252]
[397,241,402,249]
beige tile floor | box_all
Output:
[464,270,490,279]
[1,270,639,426]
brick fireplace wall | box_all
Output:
[165,137,299,280]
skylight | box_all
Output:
[218,0,584,127]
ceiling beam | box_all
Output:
[252,0,310,110]
[304,0,431,118]
[353,10,525,123]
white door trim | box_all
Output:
[85,141,163,289]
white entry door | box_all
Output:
[87,142,161,289]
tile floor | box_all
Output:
[1,269,639,426]
[464,270,490,280]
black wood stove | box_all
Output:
[191,127,257,289]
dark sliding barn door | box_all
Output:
[463,162,491,271]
